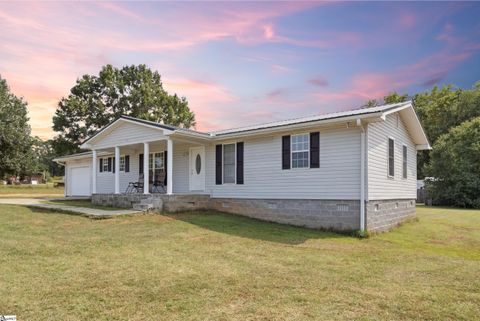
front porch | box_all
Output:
[80,116,210,196]
[92,193,211,213]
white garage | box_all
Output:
[69,166,91,196]
[54,152,94,197]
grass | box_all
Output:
[0,183,64,198]
[41,199,126,211]
[0,205,478,321]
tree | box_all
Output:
[427,117,480,208]
[362,99,379,108]
[0,75,35,178]
[362,92,408,108]
[52,64,196,154]
[383,92,408,104]
[413,83,480,177]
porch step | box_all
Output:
[133,203,154,212]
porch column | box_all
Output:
[166,138,173,195]
[114,146,120,194]
[143,142,150,194]
[92,150,97,194]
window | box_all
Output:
[402,145,407,179]
[291,134,309,168]
[149,152,164,181]
[102,158,109,172]
[388,138,395,177]
[223,143,236,183]
[119,156,125,172]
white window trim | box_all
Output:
[402,144,407,179]
[222,142,236,184]
[101,157,109,173]
[119,155,126,172]
[387,136,395,179]
[291,133,310,169]
[148,151,165,174]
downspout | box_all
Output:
[356,119,366,232]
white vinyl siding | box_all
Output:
[90,121,169,149]
[367,112,417,200]
[206,126,361,199]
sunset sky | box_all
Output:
[1,1,479,139]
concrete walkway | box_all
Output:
[0,198,141,218]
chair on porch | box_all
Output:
[151,171,166,193]
[125,173,144,194]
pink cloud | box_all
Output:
[312,22,479,105]
[263,24,275,40]
[398,13,416,29]
[162,78,237,132]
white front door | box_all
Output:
[189,146,205,191]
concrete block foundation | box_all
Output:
[92,194,416,232]
[366,199,416,232]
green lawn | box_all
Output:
[0,205,478,321]
[41,199,125,211]
[0,183,64,198]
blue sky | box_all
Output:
[0,1,479,138]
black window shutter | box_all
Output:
[236,142,244,184]
[125,155,130,173]
[99,158,103,173]
[310,132,320,168]
[108,157,112,172]
[215,144,222,185]
[113,157,115,173]
[164,151,168,185]
[282,135,291,170]
[139,154,144,174]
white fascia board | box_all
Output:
[416,144,432,151]
[382,103,431,148]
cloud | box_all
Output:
[271,64,294,74]
[308,77,329,87]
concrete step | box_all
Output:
[140,198,154,205]
[133,203,153,211]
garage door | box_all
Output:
[70,166,91,196]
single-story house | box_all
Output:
[54,101,431,232]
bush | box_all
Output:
[427,117,480,208]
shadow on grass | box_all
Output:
[167,210,352,245]
[27,206,112,220]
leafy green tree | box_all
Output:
[0,75,35,178]
[362,99,379,108]
[362,92,408,108]
[383,92,408,104]
[52,64,196,154]
[427,117,480,208]
[413,83,480,177]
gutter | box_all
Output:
[357,118,366,232]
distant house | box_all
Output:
[54,102,430,232]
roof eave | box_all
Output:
[211,112,384,139]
